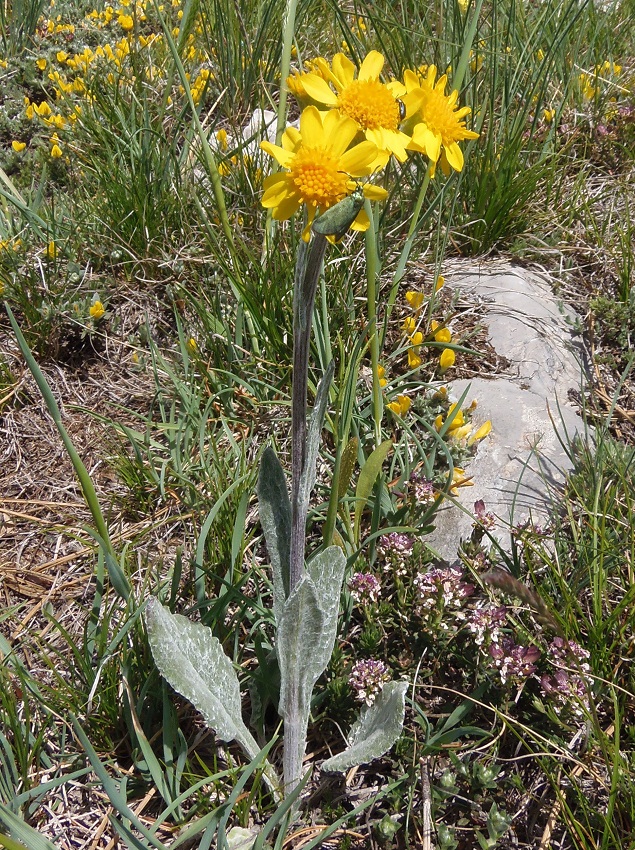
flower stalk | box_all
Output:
[289,233,327,591]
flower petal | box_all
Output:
[332,52,356,86]
[261,173,295,207]
[299,105,326,143]
[358,50,384,81]
[260,140,294,168]
[297,73,338,106]
[340,140,379,175]
[362,183,388,201]
[444,141,464,171]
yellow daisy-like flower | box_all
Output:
[260,105,387,240]
[404,66,479,175]
[287,51,418,166]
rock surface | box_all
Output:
[427,260,590,562]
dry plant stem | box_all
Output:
[285,232,327,796]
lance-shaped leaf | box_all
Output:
[257,446,291,619]
[145,598,260,760]
[306,545,346,691]
[354,440,393,543]
[299,360,335,515]
[321,681,408,773]
[276,575,325,718]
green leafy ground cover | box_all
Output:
[0,0,635,847]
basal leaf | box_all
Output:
[145,598,258,758]
[321,681,407,773]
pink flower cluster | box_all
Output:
[413,566,474,618]
[348,572,381,604]
[489,637,541,685]
[349,659,391,706]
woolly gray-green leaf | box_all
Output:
[299,360,335,513]
[145,598,258,757]
[306,545,346,690]
[257,446,291,620]
[321,681,407,773]
[276,575,324,719]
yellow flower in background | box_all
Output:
[90,300,105,320]
[449,467,474,495]
[186,337,198,353]
[543,107,555,123]
[407,330,423,369]
[405,290,424,310]
[435,275,445,291]
[387,394,411,416]
[34,101,52,118]
[468,420,492,446]
[439,348,456,372]
[405,65,479,175]
[458,0,469,11]
[287,51,418,165]
[260,105,387,240]
[36,58,47,71]
[11,140,26,152]
[46,240,57,260]
[377,364,388,388]
[431,321,452,344]
[402,316,417,333]
[216,128,229,151]
[56,50,68,62]
[118,13,134,30]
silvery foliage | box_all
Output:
[145,368,406,795]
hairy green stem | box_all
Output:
[289,235,327,593]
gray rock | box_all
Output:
[426,261,590,561]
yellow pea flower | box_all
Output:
[377,364,387,388]
[406,290,424,309]
[12,140,26,152]
[51,143,63,158]
[46,240,57,260]
[468,420,492,446]
[90,300,105,320]
[439,348,456,372]
[387,394,411,416]
[36,58,47,70]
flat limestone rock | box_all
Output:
[426,260,590,562]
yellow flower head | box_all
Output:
[90,300,105,320]
[36,57,47,71]
[377,364,387,388]
[287,51,418,165]
[118,13,134,30]
[402,316,417,333]
[405,66,479,175]
[46,240,57,260]
[260,105,387,240]
[50,143,63,159]
[12,140,26,152]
